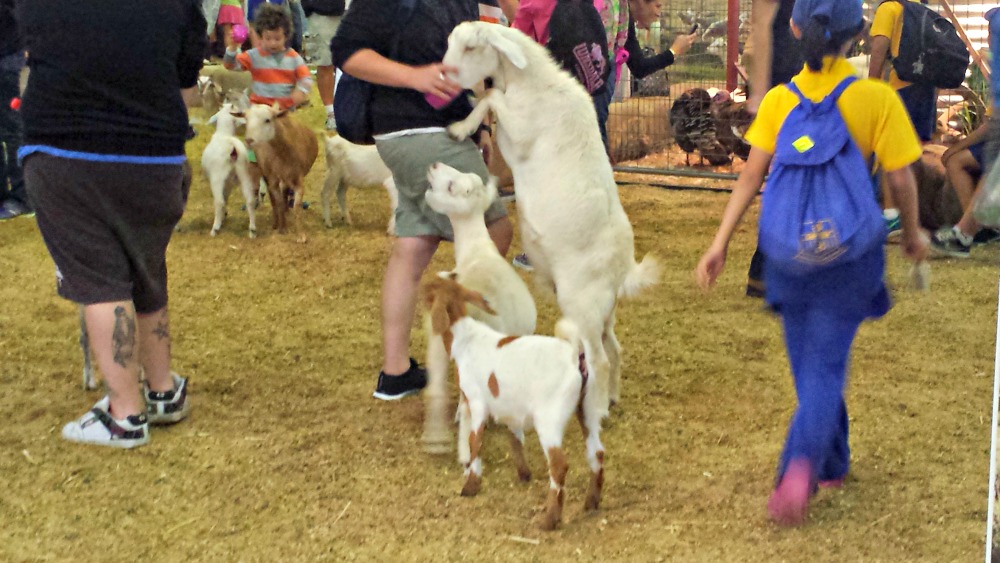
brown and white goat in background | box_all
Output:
[423,275,604,531]
[240,103,318,243]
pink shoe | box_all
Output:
[767,459,811,527]
[818,478,845,489]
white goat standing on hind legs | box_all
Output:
[423,275,604,531]
[442,22,660,414]
[422,162,536,454]
[202,102,258,238]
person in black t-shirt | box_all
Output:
[332,0,513,401]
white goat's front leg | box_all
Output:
[447,89,502,141]
[422,327,451,454]
[577,400,605,512]
[460,402,487,497]
[383,177,398,236]
[604,309,622,405]
[79,306,97,390]
[235,164,258,238]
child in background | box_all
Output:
[695,0,927,526]
[215,0,248,51]
[224,3,311,108]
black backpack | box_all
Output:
[888,0,969,89]
[546,0,610,95]
[301,0,345,17]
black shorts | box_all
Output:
[24,153,186,313]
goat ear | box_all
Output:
[483,27,527,69]
[463,288,497,315]
[428,294,451,335]
[230,111,245,118]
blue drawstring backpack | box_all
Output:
[758,76,885,276]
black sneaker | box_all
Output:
[930,227,972,259]
[373,358,427,401]
[974,227,1000,246]
[144,372,190,425]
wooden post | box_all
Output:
[939,0,990,81]
[726,0,740,92]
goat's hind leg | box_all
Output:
[235,163,258,238]
[577,401,605,511]
[536,426,569,531]
[209,174,227,236]
[604,308,622,406]
[508,427,531,482]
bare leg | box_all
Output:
[137,307,174,393]
[381,236,440,375]
[79,305,97,390]
[945,150,981,210]
[317,65,335,107]
[486,216,513,258]
[84,301,143,419]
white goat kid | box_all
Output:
[322,135,399,235]
[442,22,659,413]
[201,103,257,238]
[423,275,604,531]
[421,163,537,453]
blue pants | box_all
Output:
[776,302,862,484]
[593,77,616,151]
[897,82,937,143]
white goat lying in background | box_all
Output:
[202,103,257,238]
[423,274,603,531]
[421,163,536,453]
[322,135,399,235]
[443,22,659,414]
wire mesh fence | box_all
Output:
[610,0,995,180]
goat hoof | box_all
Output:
[460,475,481,497]
[446,123,470,142]
[210,229,220,237]
[584,496,600,511]
[517,468,532,482]
[297,235,308,244]
[538,513,561,531]
[248,230,257,239]
[323,221,333,229]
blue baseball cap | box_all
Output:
[791,0,864,36]
[987,6,999,21]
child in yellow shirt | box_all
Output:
[695,0,928,527]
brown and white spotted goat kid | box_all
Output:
[423,274,605,531]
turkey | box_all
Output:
[669,88,731,166]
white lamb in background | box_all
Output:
[423,274,603,531]
[322,135,399,235]
[201,103,258,238]
[421,162,537,454]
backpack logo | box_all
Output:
[797,219,846,264]
[792,135,815,153]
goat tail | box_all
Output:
[618,253,660,299]
[554,318,581,353]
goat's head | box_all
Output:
[423,273,496,335]
[209,102,240,134]
[444,21,527,89]
[324,133,351,160]
[241,102,289,146]
[425,162,497,218]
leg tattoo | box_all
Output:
[112,306,136,368]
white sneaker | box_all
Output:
[144,372,191,425]
[61,396,149,449]
[325,113,337,131]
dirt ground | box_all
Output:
[0,100,997,561]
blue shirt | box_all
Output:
[990,9,1000,109]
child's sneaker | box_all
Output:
[930,226,972,258]
[325,113,337,131]
[512,253,534,272]
[62,396,149,448]
[373,358,427,401]
[883,208,902,241]
[145,372,190,425]
[767,459,812,527]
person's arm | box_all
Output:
[747,0,778,113]
[179,0,209,88]
[341,49,462,100]
[942,117,991,163]
[868,35,890,81]
[223,48,249,71]
[885,165,928,262]
[867,3,895,82]
[623,18,696,79]
[290,53,312,106]
[695,146,773,290]
[498,0,518,24]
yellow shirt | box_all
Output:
[745,57,923,172]
[870,0,920,90]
